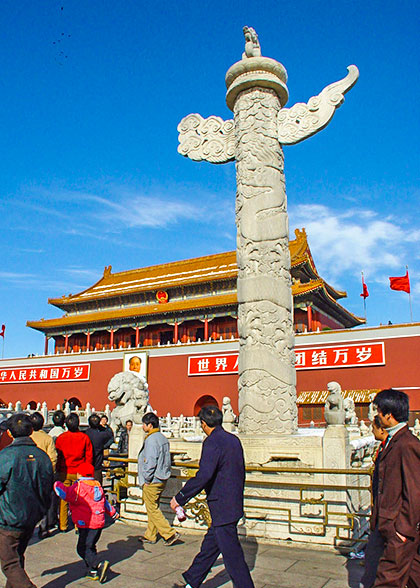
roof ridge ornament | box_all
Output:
[104,265,112,277]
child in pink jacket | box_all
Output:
[54,462,118,583]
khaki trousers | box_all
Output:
[142,482,175,542]
[58,472,77,531]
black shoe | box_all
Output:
[164,532,180,546]
[38,528,49,540]
[97,560,109,584]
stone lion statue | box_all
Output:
[222,396,236,432]
[324,381,345,425]
[107,371,149,431]
[343,397,358,425]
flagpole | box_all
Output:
[407,265,413,322]
[362,271,367,322]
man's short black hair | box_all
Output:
[126,419,133,425]
[8,413,33,438]
[29,411,44,431]
[374,389,409,423]
[88,413,101,429]
[129,356,141,365]
[198,406,223,428]
[142,412,159,429]
[66,412,80,432]
[52,410,65,427]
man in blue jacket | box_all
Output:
[0,413,54,587]
[170,406,254,588]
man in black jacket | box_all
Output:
[170,406,254,588]
[0,413,54,588]
[86,413,114,484]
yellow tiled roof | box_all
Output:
[49,228,317,306]
[28,277,364,331]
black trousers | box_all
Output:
[39,487,59,532]
[0,526,36,588]
[183,522,254,588]
[76,528,102,570]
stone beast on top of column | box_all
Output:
[177,27,359,435]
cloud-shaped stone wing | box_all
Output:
[177,114,235,164]
[277,65,359,145]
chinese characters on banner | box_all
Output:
[188,342,385,376]
[0,364,90,384]
[295,342,385,370]
[188,354,238,376]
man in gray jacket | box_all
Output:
[137,413,179,546]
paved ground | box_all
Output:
[0,521,365,587]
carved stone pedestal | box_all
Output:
[120,429,368,546]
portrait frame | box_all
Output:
[123,351,148,378]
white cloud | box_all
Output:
[289,204,420,285]
[23,183,234,231]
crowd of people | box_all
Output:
[0,409,126,586]
[0,389,419,588]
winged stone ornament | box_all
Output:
[177,114,235,164]
[277,65,359,145]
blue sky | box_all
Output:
[0,0,419,358]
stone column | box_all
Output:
[177,27,358,436]
[226,58,297,435]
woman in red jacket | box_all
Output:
[55,413,93,532]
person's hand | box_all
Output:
[170,497,179,512]
[113,513,120,520]
[396,531,407,542]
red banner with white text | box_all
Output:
[0,364,90,384]
[188,342,385,376]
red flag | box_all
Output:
[0,325,5,338]
[389,271,410,293]
[360,275,369,299]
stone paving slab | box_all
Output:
[0,521,365,587]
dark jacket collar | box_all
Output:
[11,437,37,446]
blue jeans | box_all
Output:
[77,528,102,570]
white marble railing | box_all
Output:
[2,401,420,450]
[0,401,112,427]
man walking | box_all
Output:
[29,412,58,539]
[138,412,179,546]
[360,416,387,588]
[370,389,420,588]
[86,413,114,484]
[0,413,54,587]
[170,406,254,588]
[55,413,93,532]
